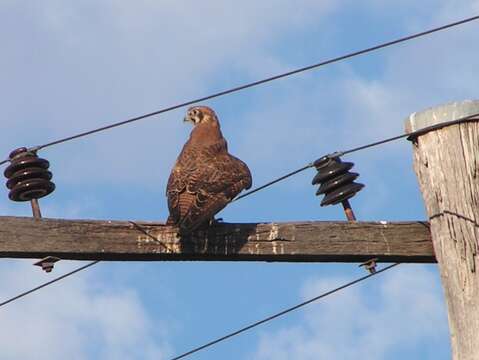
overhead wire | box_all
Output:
[170,263,400,360]
[0,14,478,166]
[232,164,313,202]
[233,111,479,202]
[0,223,172,309]
[0,260,99,308]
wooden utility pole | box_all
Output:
[0,217,434,263]
[406,99,479,360]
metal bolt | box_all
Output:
[359,258,378,274]
[33,256,61,273]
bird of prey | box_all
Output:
[166,106,252,235]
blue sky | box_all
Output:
[1,1,478,359]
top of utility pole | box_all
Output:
[405,99,479,360]
[404,99,479,134]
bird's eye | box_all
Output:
[191,109,199,115]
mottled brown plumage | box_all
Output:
[166,106,252,234]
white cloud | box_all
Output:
[0,260,170,360]
[252,265,449,360]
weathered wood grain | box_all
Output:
[407,100,479,360]
[0,216,434,263]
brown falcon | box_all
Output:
[166,106,252,235]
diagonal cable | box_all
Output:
[170,263,400,360]
[0,14,478,166]
[129,220,175,252]
[233,112,479,202]
[0,260,99,308]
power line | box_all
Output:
[339,112,479,156]
[0,221,174,308]
[1,14,478,167]
[232,112,479,202]
[0,260,99,308]
[170,263,400,360]
[129,220,174,252]
[232,164,313,202]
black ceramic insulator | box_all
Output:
[312,156,364,206]
[4,147,55,202]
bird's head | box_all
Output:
[184,106,218,126]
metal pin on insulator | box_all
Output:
[4,147,55,203]
[359,258,378,274]
[312,155,364,221]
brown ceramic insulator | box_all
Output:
[4,147,55,202]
